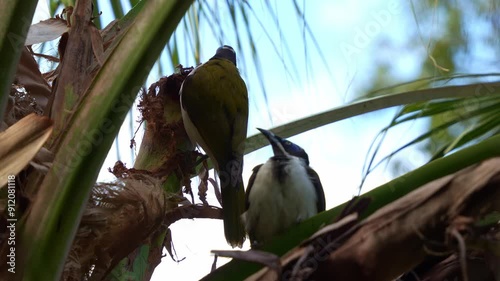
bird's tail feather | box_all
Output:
[220,163,246,247]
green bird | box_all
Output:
[180,45,248,247]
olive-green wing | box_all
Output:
[181,59,248,165]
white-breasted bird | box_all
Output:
[242,128,325,246]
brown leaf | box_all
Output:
[198,162,209,205]
[49,0,95,135]
[89,25,104,66]
[247,214,360,281]
[0,114,53,187]
[25,18,69,46]
[11,48,51,115]
[311,158,500,281]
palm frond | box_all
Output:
[361,77,500,189]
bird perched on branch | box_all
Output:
[243,128,325,246]
[180,45,248,247]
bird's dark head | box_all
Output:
[257,128,310,165]
[212,45,237,66]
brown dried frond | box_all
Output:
[4,47,50,126]
[5,86,44,126]
[63,175,169,280]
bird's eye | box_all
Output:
[285,141,292,146]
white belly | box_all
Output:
[243,157,318,243]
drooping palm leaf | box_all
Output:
[361,77,500,189]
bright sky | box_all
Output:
[31,0,477,280]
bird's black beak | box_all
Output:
[257,128,286,156]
